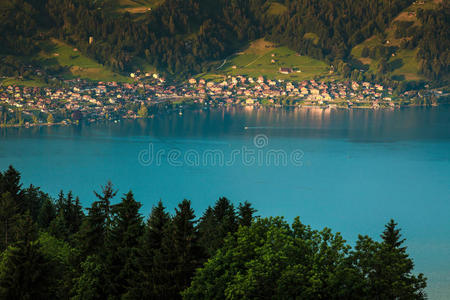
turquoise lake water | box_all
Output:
[1,106,449,299]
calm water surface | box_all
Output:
[1,106,449,299]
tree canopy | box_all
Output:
[0,166,428,299]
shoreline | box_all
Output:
[0,122,65,128]
[0,103,445,129]
[2,77,447,129]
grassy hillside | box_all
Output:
[198,39,332,81]
[40,39,132,82]
[2,39,132,86]
[351,0,442,82]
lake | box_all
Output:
[1,106,449,299]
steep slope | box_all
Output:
[351,0,448,85]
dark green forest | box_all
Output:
[0,0,448,83]
[0,165,427,299]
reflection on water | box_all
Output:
[2,106,449,142]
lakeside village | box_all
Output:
[0,71,445,127]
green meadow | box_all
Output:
[37,39,131,82]
[199,39,330,81]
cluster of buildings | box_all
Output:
[184,76,398,107]
[0,75,426,126]
[0,77,176,124]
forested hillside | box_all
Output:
[0,0,448,85]
[350,0,449,88]
[0,165,427,298]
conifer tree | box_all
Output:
[49,190,69,240]
[381,219,405,249]
[128,200,170,298]
[37,197,56,229]
[213,197,238,234]
[49,190,74,241]
[76,202,106,258]
[143,200,170,251]
[76,182,117,258]
[51,191,84,237]
[159,199,202,299]
[64,191,75,233]
[0,213,53,299]
[93,181,117,225]
[21,185,47,221]
[105,191,144,298]
[375,219,427,299]
[55,190,65,216]
[197,206,215,256]
[198,197,237,256]
[238,201,256,227]
[48,212,69,240]
[64,192,84,235]
[0,165,22,201]
[350,220,427,299]
[73,184,117,298]
[71,196,84,234]
[65,191,74,216]
[0,192,18,250]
